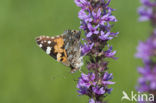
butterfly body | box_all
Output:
[36,30,83,73]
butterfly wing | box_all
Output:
[36,30,83,73]
[36,35,70,67]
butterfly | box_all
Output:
[36,30,83,73]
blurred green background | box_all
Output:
[0,0,151,103]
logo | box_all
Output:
[121,91,154,102]
[36,30,83,73]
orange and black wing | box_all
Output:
[36,35,70,66]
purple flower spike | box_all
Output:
[75,0,118,102]
[136,0,156,102]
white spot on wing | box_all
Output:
[48,41,51,44]
[46,47,51,54]
[39,44,42,48]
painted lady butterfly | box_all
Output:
[36,30,83,73]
